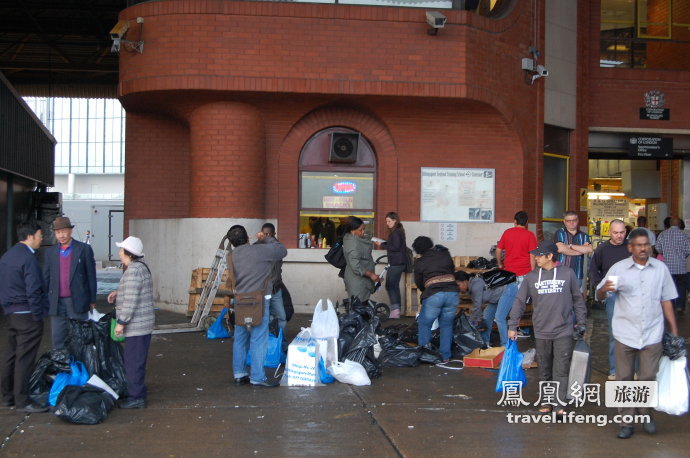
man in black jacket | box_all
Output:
[43,216,97,349]
[0,221,50,413]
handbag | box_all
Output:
[227,252,270,328]
[110,318,125,342]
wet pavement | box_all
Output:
[1,286,689,456]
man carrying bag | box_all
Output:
[227,225,287,388]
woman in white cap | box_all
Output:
[107,236,155,409]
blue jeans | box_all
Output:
[269,289,286,330]
[233,298,271,384]
[495,277,523,347]
[481,302,498,345]
[418,292,457,360]
[605,294,616,375]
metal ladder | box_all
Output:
[153,231,232,334]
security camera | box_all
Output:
[426,11,446,29]
[536,65,549,77]
[110,19,129,40]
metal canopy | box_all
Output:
[0,0,128,98]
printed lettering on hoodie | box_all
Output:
[534,279,565,295]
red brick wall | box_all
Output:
[124,112,190,223]
[118,1,545,245]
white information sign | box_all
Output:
[421,168,495,223]
[439,223,457,242]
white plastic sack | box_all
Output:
[327,359,371,386]
[282,328,321,387]
[88,308,105,322]
[655,356,689,416]
[311,299,339,339]
[521,348,536,367]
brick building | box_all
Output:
[115,0,690,311]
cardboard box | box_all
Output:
[463,347,504,368]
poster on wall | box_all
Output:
[420,168,495,223]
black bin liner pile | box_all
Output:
[27,312,125,424]
[336,298,486,376]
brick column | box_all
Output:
[188,102,265,218]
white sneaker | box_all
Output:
[608,373,616,381]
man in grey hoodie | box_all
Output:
[508,240,587,414]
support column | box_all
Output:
[188,102,265,218]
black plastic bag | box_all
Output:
[481,269,516,289]
[399,322,419,344]
[53,385,115,425]
[67,314,127,397]
[662,332,687,360]
[345,318,379,356]
[344,318,382,378]
[28,349,71,407]
[452,313,485,358]
[281,283,294,322]
[418,343,443,364]
[378,336,421,367]
[339,311,365,333]
[350,297,376,321]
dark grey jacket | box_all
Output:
[43,239,97,315]
[343,232,376,302]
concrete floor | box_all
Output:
[1,295,689,457]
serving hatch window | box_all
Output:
[298,127,377,246]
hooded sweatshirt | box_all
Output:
[508,266,586,339]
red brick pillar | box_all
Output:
[188,102,265,217]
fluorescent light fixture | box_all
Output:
[588,192,626,198]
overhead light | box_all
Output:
[606,44,629,51]
[588,192,626,199]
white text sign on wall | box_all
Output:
[421,167,495,223]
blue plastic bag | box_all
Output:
[207,308,231,340]
[49,361,89,406]
[495,340,527,392]
[319,356,335,384]
[247,327,286,368]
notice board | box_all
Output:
[420,168,495,223]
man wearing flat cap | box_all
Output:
[43,216,97,349]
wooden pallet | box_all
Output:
[187,268,233,316]
[403,273,422,317]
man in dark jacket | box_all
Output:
[412,236,458,362]
[588,219,629,379]
[509,240,587,413]
[229,225,287,387]
[43,216,97,350]
[0,221,50,413]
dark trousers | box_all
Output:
[535,336,574,405]
[51,297,88,349]
[671,273,688,311]
[385,265,406,310]
[124,334,152,400]
[1,314,44,408]
[614,339,662,426]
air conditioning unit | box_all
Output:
[329,133,360,163]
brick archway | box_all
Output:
[277,105,397,247]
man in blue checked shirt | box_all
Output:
[554,211,592,288]
[655,216,690,314]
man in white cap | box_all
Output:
[43,216,97,349]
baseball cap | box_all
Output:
[529,240,558,256]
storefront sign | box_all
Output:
[323,196,354,209]
[332,181,356,194]
[640,90,669,120]
[421,167,495,223]
[628,136,673,158]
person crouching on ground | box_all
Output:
[229,225,287,387]
[108,236,155,409]
[412,236,459,363]
[455,270,506,346]
[508,240,586,416]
